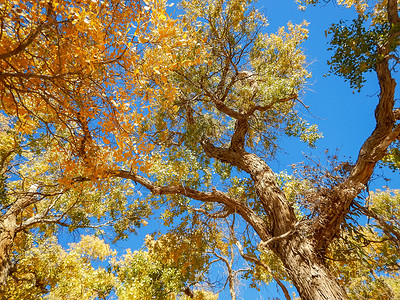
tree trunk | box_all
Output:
[201,141,349,299]
[273,235,348,300]
[0,213,17,287]
[228,274,236,300]
[0,188,38,287]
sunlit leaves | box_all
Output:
[368,190,400,231]
[327,222,400,299]
[382,140,400,171]
[296,0,368,13]
[251,21,310,100]
[3,235,116,300]
[142,0,318,201]
[326,15,391,91]
[302,0,400,92]
[0,0,200,180]
[3,0,399,298]
[3,232,218,299]
[114,231,214,300]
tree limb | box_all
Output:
[312,10,400,251]
[111,170,271,240]
[201,140,297,236]
[245,94,297,117]
[0,3,53,61]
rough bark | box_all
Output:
[0,187,39,286]
[0,214,17,288]
[275,235,348,300]
[201,140,348,299]
[202,141,296,236]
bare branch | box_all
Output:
[189,206,234,219]
[245,94,297,117]
[260,222,300,248]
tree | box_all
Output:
[1,0,400,299]
[2,232,220,299]
[2,234,116,299]
[0,0,192,288]
[110,0,399,298]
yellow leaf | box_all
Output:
[103,137,111,144]
[138,36,148,43]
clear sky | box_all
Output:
[75,1,398,299]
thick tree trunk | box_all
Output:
[237,152,349,299]
[0,214,17,287]
[273,235,348,300]
[0,187,38,287]
[201,141,349,299]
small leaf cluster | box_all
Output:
[327,14,391,91]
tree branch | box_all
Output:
[2,187,41,220]
[260,222,300,248]
[0,3,53,60]
[312,14,400,251]
[111,170,271,240]
[201,140,297,236]
[234,239,291,300]
[230,118,249,151]
[245,94,297,117]
[189,206,234,219]
[354,202,400,250]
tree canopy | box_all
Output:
[1,0,400,299]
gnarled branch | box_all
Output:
[111,170,271,240]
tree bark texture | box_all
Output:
[0,214,16,288]
[0,188,38,287]
[275,235,348,300]
[201,141,350,299]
